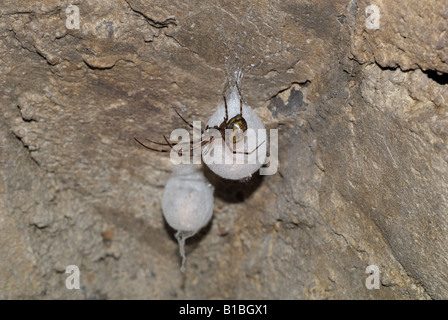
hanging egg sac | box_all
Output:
[202,85,267,180]
[162,165,214,272]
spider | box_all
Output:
[134,93,265,157]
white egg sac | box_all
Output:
[203,86,267,180]
[162,165,214,272]
[162,165,214,232]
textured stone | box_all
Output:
[0,0,446,299]
[352,0,448,73]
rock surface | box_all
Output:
[0,0,446,299]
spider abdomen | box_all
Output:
[227,115,248,143]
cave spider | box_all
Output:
[134,93,265,156]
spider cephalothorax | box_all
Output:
[217,98,248,144]
[226,114,248,140]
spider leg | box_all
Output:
[172,107,192,128]
[231,140,265,155]
[134,137,170,153]
[202,136,214,156]
[235,83,244,115]
[143,137,177,146]
[235,81,243,97]
[162,135,187,157]
[141,136,207,155]
[136,137,189,156]
[172,107,204,134]
[144,137,196,149]
[162,135,173,148]
[202,126,223,156]
[223,96,229,122]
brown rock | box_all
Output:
[0,0,446,299]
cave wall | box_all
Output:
[0,0,447,299]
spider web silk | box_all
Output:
[175,230,196,273]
